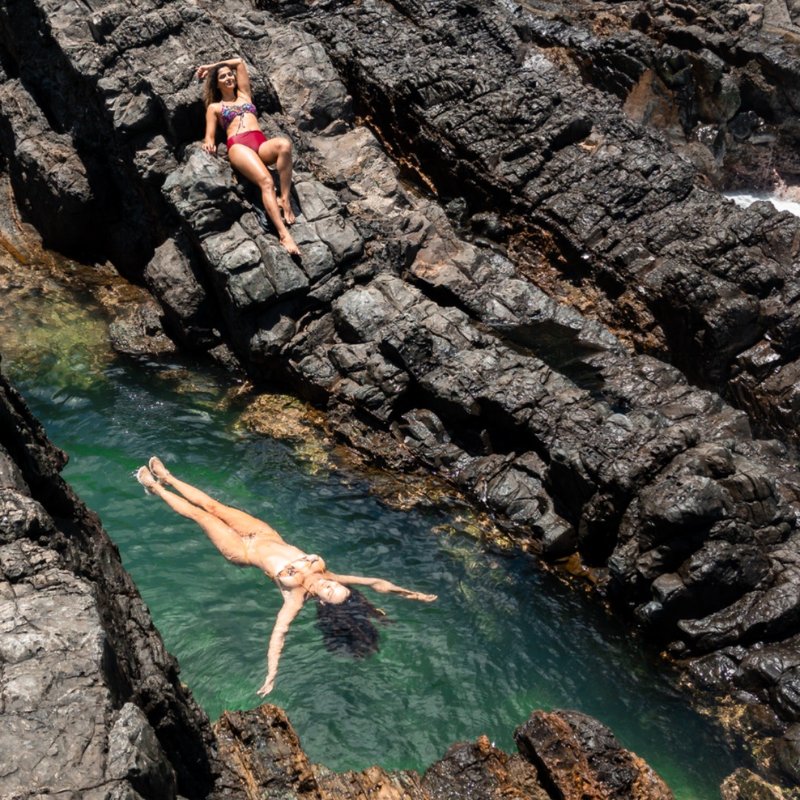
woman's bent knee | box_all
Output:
[257,172,275,190]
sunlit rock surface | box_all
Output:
[0,367,219,798]
[214,705,674,800]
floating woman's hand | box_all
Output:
[257,677,274,697]
[196,65,210,81]
[374,580,437,601]
[404,590,438,602]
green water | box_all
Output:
[1,270,743,798]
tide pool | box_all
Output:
[0,267,743,798]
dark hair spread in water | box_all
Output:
[315,588,391,658]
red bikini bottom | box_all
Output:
[226,130,268,153]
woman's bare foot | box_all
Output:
[148,456,171,483]
[136,466,158,495]
[278,197,296,225]
[280,232,300,256]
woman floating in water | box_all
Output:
[197,56,300,255]
[136,458,437,696]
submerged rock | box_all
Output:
[721,767,799,800]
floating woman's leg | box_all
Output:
[228,143,299,254]
[137,467,250,564]
[259,137,295,224]
[148,458,284,541]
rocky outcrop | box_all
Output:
[0,362,219,798]
[722,767,800,799]
[514,711,674,800]
[213,705,674,800]
[1,0,800,787]
[513,0,800,189]
[277,0,800,443]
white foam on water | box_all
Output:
[724,191,800,218]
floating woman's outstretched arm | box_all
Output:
[326,573,437,602]
[258,588,305,696]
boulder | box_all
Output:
[514,710,674,800]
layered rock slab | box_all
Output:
[214,705,673,800]
[267,0,800,444]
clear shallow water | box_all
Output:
[0,271,744,798]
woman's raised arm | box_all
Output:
[326,573,437,602]
[257,588,305,696]
[196,56,251,97]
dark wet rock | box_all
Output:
[0,78,95,256]
[420,735,549,800]
[215,705,673,800]
[720,767,797,799]
[514,709,674,799]
[108,298,179,357]
[143,232,221,349]
[213,706,322,798]
[687,647,744,691]
[774,723,800,785]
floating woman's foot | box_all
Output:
[280,233,300,256]
[136,466,158,495]
[148,456,170,483]
[278,198,295,225]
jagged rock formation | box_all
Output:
[214,705,674,799]
[0,363,219,798]
[281,0,800,443]
[1,0,800,789]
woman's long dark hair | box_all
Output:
[315,588,391,658]
[203,65,236,108]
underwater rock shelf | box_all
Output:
[1,0,800,792]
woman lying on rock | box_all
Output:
[136,458,437,696]
[197,56,300,256]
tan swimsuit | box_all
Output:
[276,554,326,588]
